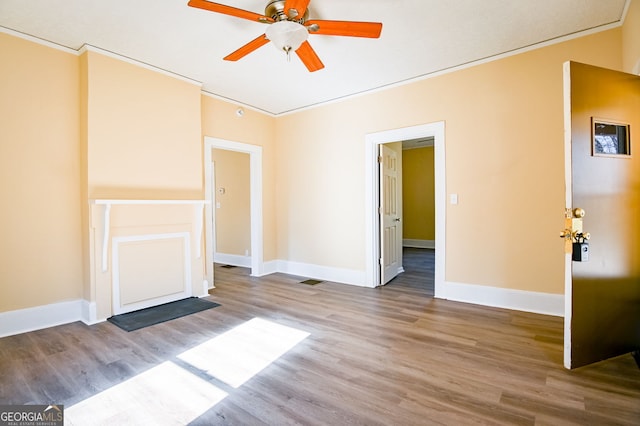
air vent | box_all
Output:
[300,279,323,285]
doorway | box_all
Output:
[204,137,264,288]
[211,149,251,267]
[397,138,436,293]
[389,248,436,295]
[365,122,446,296]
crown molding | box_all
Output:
[1,27,203,88]
[201,90,276,117]
[78,44,202,87]
[2,14,627,117]
[0,26,77,54]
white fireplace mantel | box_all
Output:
[90,199,210,272]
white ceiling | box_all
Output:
[0,0,628,115]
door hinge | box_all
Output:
[377,155,383,163]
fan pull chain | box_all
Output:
[284,46,292,62]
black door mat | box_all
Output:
[300,279,323,285]
[107,297,221,332]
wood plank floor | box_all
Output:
[1,249,639,425]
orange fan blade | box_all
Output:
[223,34,270,61]
[188,0,273,23]
[283,0,310,19]
[306,20,382,38]
[295,41,324,72]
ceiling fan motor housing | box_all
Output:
[265,0,309,23]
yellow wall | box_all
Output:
[0,34,83,312]
[80,49,204,306]
[211,148,251,256]
[275,29,623,294]
[84,50,202,199]
[79,51,90,300]
[402,147,435,241]
[0,14,632,316]
[623,0,640,74]
[200,96,277,261]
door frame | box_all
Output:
[364,122,446,295]
[204,137,263,287]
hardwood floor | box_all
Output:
[1,250,639,425]
[388,247,435,294]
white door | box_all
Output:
[380,144,402,284]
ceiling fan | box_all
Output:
[187,0,383,72]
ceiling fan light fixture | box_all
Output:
[265,20,308,54]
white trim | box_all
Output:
[441,281,565,317]
[204,138,264,286]
[275,260,367,287]
[90,199,210,272]
[261,260,279,276]
[3,15,625,117]
[0,29,204,87]
[112,232,192,315]
[81,300,99,325]
[0,26,77,54]
[101,203,111,272]
[365,122,446,296]
[91,199,210,206]
[0,300,84,338]
[274,21,624,116]
[201,91,274,117]
[621,0,633,25]
[403,239,435,249]
[194,204,205,259]
[0,276,564,340]
[79,45,202,87]
[214,252,252,268]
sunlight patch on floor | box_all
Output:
[65,361,228,425]
[178,317,310,388]
[64,317,310,424]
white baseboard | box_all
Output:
[255,262,563,316]
[403,239,435,249]
[0,299,92,338]
[214,252,251,268]
[260,260,279,276]
[440,281,564,317]
[1,275,563,338]
[270,260,368,287]
[81,299,100,325]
